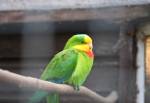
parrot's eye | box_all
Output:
[81,41,85,44]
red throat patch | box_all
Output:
[86,50,94,58]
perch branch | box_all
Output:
[0,68,118,103]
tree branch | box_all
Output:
[0,68,118,103]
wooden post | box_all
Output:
[145,37,150,84]
[145,36,150,103]
[118,22,136,103]
[136,22,150,103]
[136,38,145,103]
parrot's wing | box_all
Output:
[40,49,78,83]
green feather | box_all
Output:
[64,34,86,49]
[40,49,78,82]
[46,93,59,103]
[67,51,93,88]
[28,49,78,103]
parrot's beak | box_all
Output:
[89,43,93,50]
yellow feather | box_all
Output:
[73,44,90,52]
[84,35,92,43]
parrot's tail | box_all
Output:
[47,93,60,103]
[28,90,59,103]
[28,90,48,103]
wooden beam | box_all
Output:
[0,0,149,11]
[0,5,149,24]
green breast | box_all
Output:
[67,51,93,87]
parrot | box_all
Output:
[28,34,94,103]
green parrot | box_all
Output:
[28,34,94,103]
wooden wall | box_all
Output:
[0,20,136,103]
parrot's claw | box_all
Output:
[73,85,80,91]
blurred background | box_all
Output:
[0,1,150,103]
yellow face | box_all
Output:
[73,35,93,52]
[84,35,93,50]
[84,35,92,44]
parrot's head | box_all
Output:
[64,34,93,57]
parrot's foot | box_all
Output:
[73,85,80,91]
